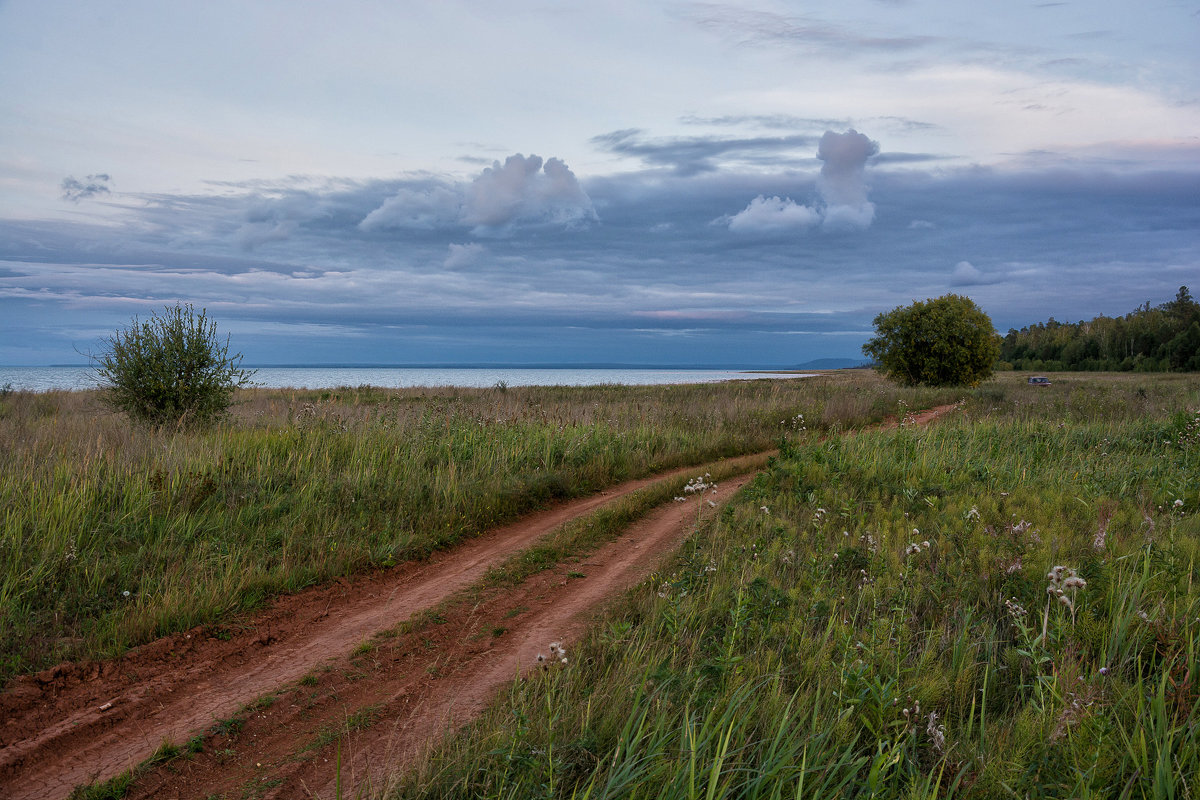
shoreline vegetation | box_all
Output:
[4,370,1199,798]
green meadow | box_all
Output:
[392,373,1200,799]
[6,372,1199,798]
[0,373,957,684]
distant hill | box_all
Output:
[792,358,870,370]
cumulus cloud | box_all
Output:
[359,154,597,234]
[951,260,984,285]
[359,185,463,231]
[820,203,877,231]
[815,129,879,230]
[60,174,112,202]
[726,195,822,233]
[464,154,597,230]
[724,129,880,234]
[444,242,486,269]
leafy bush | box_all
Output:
[95,303,254,425]
[863,294,1000,387]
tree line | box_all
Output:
[999,286,1200,372]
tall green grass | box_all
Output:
[0,372,959,684]
[394,374,1200,799]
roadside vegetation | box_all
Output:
[393,372,1200,799]
[0,372,959,684]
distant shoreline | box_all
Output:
[24,362,860,370]
[1,365,822,393]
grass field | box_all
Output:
[0,371,960,684]
[391,373,1200,799]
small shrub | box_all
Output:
[94,303,254,425]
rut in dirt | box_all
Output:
[0,452,770,800]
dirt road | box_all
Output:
[0,456,766,800]
[1,403,960,800]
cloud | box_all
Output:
[359,154,597,234]
[679,113,847,131]
[686,6,940,55]
[236,221,295,250]
[444,242,486,269]
[951,260,985,285]
[591,128,818,175]
[359,184,463,231]
[726,196,821,233]
[723,129,880,234]
[7,144,1196,367]
[815,129,879,230]
[820,203,877,232]
[60,174,112,202]
[464,154,597,230]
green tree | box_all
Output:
[95,303,254,425]
[863,294,1000,387]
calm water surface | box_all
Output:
[0,366,807,393]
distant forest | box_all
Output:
[1000,286,1200,372]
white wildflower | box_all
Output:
[1046,566,1085,618]
[926,711,946,755]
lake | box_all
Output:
[0,366,809,393]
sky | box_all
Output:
[1,0,1198,367]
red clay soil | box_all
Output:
[0,404,960,800]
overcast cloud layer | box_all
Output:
[1,0,1197,366]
